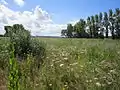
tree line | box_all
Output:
[61,8,120,39]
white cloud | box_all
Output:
[13,0,25,7]
[0,4,67,36]
[0,0,8,5]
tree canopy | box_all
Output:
[61,8,120,39]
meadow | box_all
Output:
[0,37,120,90]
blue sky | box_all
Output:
[0,0,120,36]
[6,0,120,24]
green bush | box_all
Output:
[0,38,10,70]
[30,39,46,68]
[4,24,46,64]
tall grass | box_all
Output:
[1,38,120,90]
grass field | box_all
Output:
[0,38,120,90]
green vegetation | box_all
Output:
[61,8,120,39]
[0,37,120,90]
[8,45,20,90]
[0,24,46,90]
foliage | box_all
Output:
[67,24,73,38]
[8,44,20,90]
[61,8,120,39]
[0,35,3,37]
[1,38,120,89]
[0,37,10,70]
[1,24,46,89]
[30,39,46,68]
[4,24,31,59]
[4,24,46,62]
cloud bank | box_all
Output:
[0,2,67,36]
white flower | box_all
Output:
[117,51,120,54]
[80,51,84,54]
[94,78,98,80]
[35,84,39,86]
[86,80,89,83]
[96,82,101,87]
[51,64,53,67]
[102,76,106,79]
[110,70,115,73]
[52,60,55,62]
[60,64,64,67]
[49,84,52,86]
[62,53,65,56]
[107,82,112,85]
[80,65,84,68]
[64,85,67,87]
[89,80,92,82]
[64,57,68,60]
[70,62,78,66]
[86,80,92,83]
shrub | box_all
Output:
[4,24,46,64]
[0,38,10,70]
[30,39,46,68]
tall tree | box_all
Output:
[67,24,73,38]
[95,14,99,38]
[99,12,103,22]
[74,19,87,38]
[61,29,67,37]
[109,9,115,39]
[115,8,120,38]
[99,12,104,38]
[87,17,92,38]
[4,26,12,37]
[104,12,109,38]
[91,16,96,38]
[61,8,120,39]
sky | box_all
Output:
[0,0,120,36]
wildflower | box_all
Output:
[64,85,67,87]
[49,84,52,86]
[62,53,65,56]
[94,78,98,80]
[110,70,115,73]
[64,57,68,60]
[117,51,120,54]
[107,82,112,85]
[80,65,84,68]
[52,60,55,62]
[96,82,101,87]
[70,62,78,66]
[86,80,92,83]
[51,64,53,67]
[102,76,106,79]
[60,64,64,67]
[80,51,84,54]
[36,84,39,86]
[88,62,92,64]
[89,80,92,82]
[86,80,89,83]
